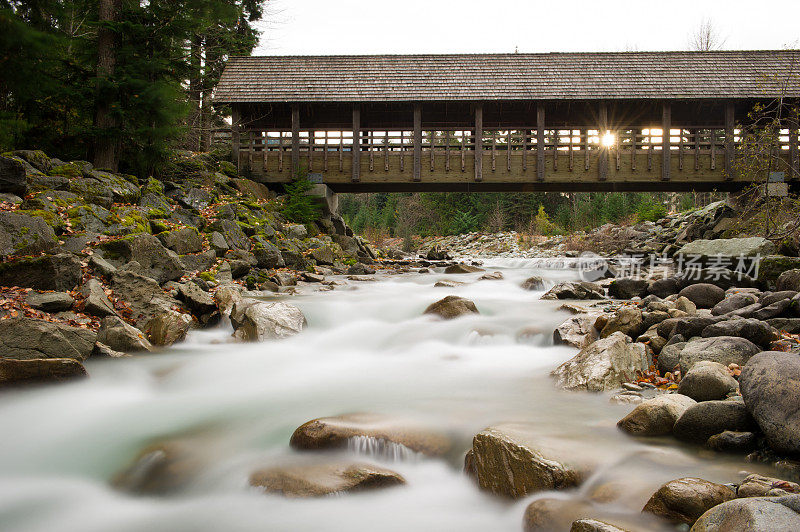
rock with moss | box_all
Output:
[207,219,249,251]
[100,234,185,284]
[0,253,82,291]
[69,178,113,207]
[49,162,85,179]
[0,155,27,195]
[758,256,800,289]
[7,150,52,173]
[0,317,96,360]
[66,204,113,233]
[157,227,202,255]
[0,211,58,257]
[105,206,151,236]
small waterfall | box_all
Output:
[347,436,418,462]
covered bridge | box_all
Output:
[213,50,800,192]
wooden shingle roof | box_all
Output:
[213,51,800,104]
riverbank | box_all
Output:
[2,149,800,530]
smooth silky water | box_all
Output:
[0,259,772,531]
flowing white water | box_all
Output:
[0,259,772,531]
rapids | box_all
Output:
[0,259,772,531]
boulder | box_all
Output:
[213,284,243,316]
[648,277,680,298]
[701,318,778,348]
[767,317,800,333]
[231,300,307,341]
[521,276,545,290]
[727,302,763,319]
[0,155,27,195]
[570,519,628,532]
[712,292,760,315]
[96,316,152,353]
[541,281,605,300]
[737,474,800,498]
[252,239,284,269]
[347,263,375,275]
[523,498,596,532]
[608,278,648,299]
[553,314,600,349]
[423,295,479,319]
[444,263,484,274]
[690,495,800,531]
[145,310,193,346]
[600,306,644,338]
[249,462,405,498]
[0,317,95,360]
[760,290,798,307]
[208,219,250,251]
[112,440,204,495]
[80,278,118,318]
[677,361,739,401]
[100,234,185,284]
[642,477,736,525]
[751,298,792,320]
[478,271,503,281]
[25,291,74,312]
[617,394,697,436]
[0,253,82,291]
[290,413,451,457]
[551,332,649,392]
[776,269,800,292]
[679,283,726,309]
[706,431,757,453]
[92,342,129,358]
[673,400,757,444]
[657,341,686,374]
[434,280,466,288]
[740,351,800,454]
[676,237,776,258]
[675,296,697,315]
[0,357,87,386]
[469,424,591,498]
[0,212,58,257]
[660,315,725,339]
[111,270,181,327]
[678,336,761,372]
[176,282,217,317]
[156,227,203,255]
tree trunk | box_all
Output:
[188,34,203,151]
[200,34,219,151]
[93,0,121,171]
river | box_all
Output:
[0,259,770,531]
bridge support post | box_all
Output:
[352,105,360,182]
[231,104,241,171]
[661,102,671,181]
[291,104,300,175]
[598,103,608,180]
[413,104,422,182]
[475,104,483,182]
[725,102,735,180]
[790,117,799,181]
[537,103,545,181]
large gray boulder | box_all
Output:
[553,313,600,348]
[617,393,696,436]
[96,316,153,353]
[25,291,74,312]
[0,253,83,291]
[423,295,479,319]
[249,462,404,498]
[642,477,736,526]
[80,278,118,318]
[144,309,192,346]
[679,283,726,309]
[776,269,800,292]
[608,278,648,299]
[252,238,285,269]
[673,400,757,444]
[0,317,96,360]
[676,237,776,258]
[231,300,307,341]
[711,292,759,315]
[208,219,250,251]
[740,351,800,454]
[690,495,800,531]
[678,336,761,372]
[101,234,185,284]
[677,361,739,401]
[541,281,604,300]
[701,318,778,348]
[0,155,27,195]
[290,413,451,457]
[0,357,87,386]
[599,306,644,338]
[156,227,203,255]
[110,270,181,327]
[0,212,58,258]
[468,423,593,498]
[551,332,649,392]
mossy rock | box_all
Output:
[50,162,85,179]
[103,206,151,236]
[67,204,113,233]
[141,177,165,196]
[758,255,800,288]
[198,271,217,283]
[7,150,52,173]
[218,160,237,178]
[18,209,66,234]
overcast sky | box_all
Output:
[256,0,799,55]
